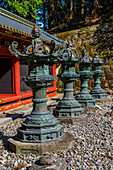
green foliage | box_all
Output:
[57,78,63,93]
[4,0,43,22]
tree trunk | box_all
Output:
[47,1,51,29]
[76,0,82,16]
[51,1,55,28]
[92,0,99,17]
[43,0,47,30]
[81,0,85,16]
[70,0,73,20]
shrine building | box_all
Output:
[0,8,63,112]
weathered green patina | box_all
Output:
[9,25,65,143]
[90,53,107,99]
[53,43,84,118]
[76,50,96,106]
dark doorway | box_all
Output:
[0,58,13,94]
[49,65,53,87]
[49,65,53,75]
[20,64,31,93]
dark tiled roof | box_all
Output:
[0,8,64,44]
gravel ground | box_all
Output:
[0,95,113,170]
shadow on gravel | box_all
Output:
[0,131,16,149]
[6,113,24,120]
[51,98,60,102]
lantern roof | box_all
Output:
[93,53,103,64]
[79,50,93,63]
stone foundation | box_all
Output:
[28,158,67,170]
[7,132,75,155]
[57,115,88,124]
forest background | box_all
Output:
[0,0,113,33]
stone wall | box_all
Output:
[54,23,113,92]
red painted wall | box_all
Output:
[0,46,56,112]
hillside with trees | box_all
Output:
[0,0,113,32]
[46,0,113,33]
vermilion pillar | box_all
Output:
[13,57,20,95]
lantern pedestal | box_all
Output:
[7,132,74,155]
[91,71,107,99]
[90,60,107,99]
[75,50,96,107]
[16,60,65,143]
[76,72,96,106]
[8,28,66,146]
[54,60,84,119]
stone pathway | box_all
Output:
[0,94,113,169]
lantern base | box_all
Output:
[91,93,107,99]
[76,92,96,107]
[53,97,84,118]
[90,88,107,99]
[76,99,96,107]
[54,107,84,118]
[7,132,74,155]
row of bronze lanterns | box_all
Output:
[9,25,107,150]
[54,49,107,119]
